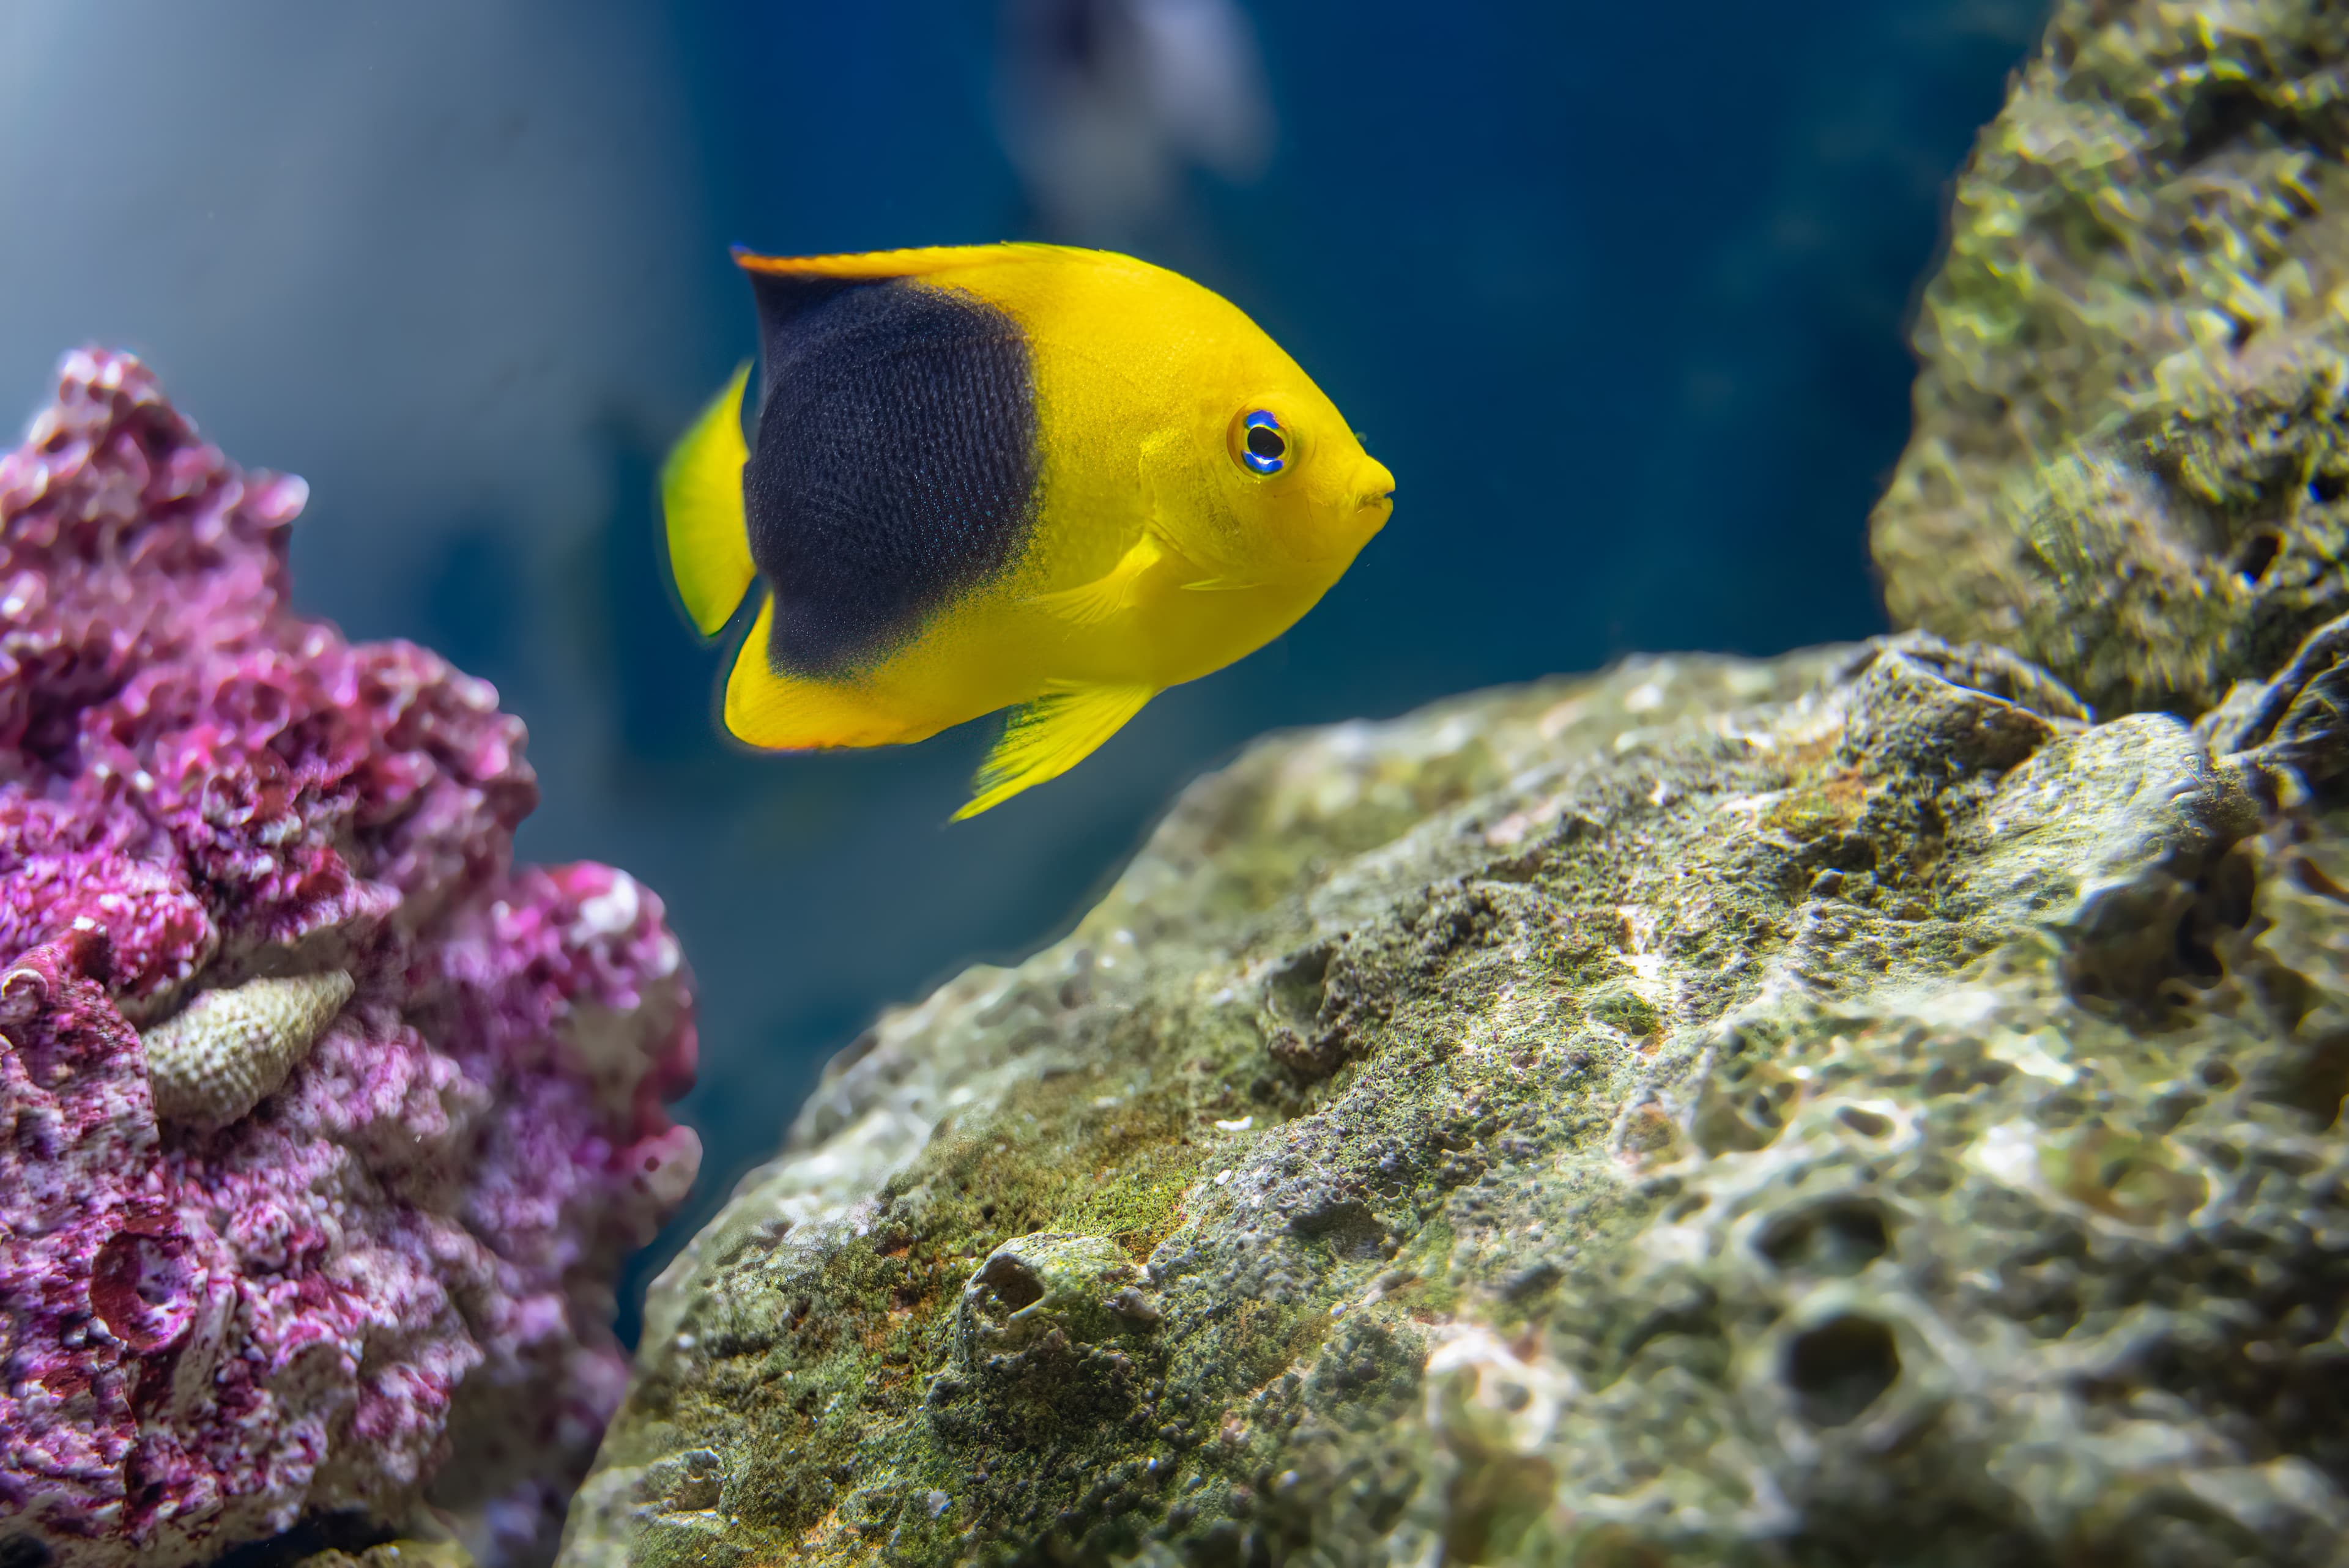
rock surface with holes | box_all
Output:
[1869,0,2349,718]
[558,613,2349,1566]
[0,352,700,1568]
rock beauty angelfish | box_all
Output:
[661,243,1394,818]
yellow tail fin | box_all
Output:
[954,681,1157,819]
[662,362,756,637]
[724,597,944,750]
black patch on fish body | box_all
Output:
[743,273,1041,676]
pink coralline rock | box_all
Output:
[0,351,702,1568]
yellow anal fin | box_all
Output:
[1028,532,1168,627]
[725,597,938,750]
[662,362,755,637]
[955,681,1157,819]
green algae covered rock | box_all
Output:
[558,630,2349,1567]
[1871,0,2349,717]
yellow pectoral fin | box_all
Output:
[725,596,940,750]
[1026,532,1169,627]
[662,362,755,637]
[954,682,1158,819]
[1179,576,1267,592]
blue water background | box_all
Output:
[0,1,2042,1336]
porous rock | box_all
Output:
[558,623,2349,1566]
[1871,0,2349,717]
[0,352,700,1568]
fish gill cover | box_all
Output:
[0,350,700,1568]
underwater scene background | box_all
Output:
[0,0,2044,1325]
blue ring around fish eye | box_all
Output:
[1241,410,1286,474]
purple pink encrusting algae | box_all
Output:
[0,350,701,1568]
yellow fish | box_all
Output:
[661,243,1394,818]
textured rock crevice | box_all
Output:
[560,621,2349,1567]
[1872,0,2349,719]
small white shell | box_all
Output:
[141,971,354,1128]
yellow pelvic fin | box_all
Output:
[1026,531,1170,627]
[661,362,755,638]
[725,596,940,750]
[955,681,1157,820]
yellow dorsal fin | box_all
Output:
[730,242,1116,283]
[661,362,755,637]
[724,596,943,750]
[955,682,1157,820]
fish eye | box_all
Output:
[1233,409,1287,475]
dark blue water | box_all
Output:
[0,0,2043,1337]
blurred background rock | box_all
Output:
[0,0,2045,1331]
